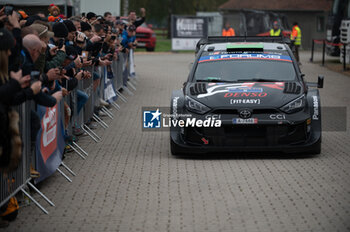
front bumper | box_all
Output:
[170,112,321,154]
[136,37,156,49]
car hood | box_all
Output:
[187,82,303,109]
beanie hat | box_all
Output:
[80,22,91,32]
[86,12,96,20]
[63,20,76,32]
[48,4,60,14]
[0,28,15,51]
[52,22,68,38]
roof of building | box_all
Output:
[219,0,332,11]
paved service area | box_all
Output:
[4,51,350,232]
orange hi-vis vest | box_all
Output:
[222,28,235,36]
[291,25,301,45]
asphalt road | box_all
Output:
[4,51,350,232]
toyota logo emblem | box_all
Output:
[239,109,252,119]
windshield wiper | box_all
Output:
[196,79,234,83]
[236,78,281,82]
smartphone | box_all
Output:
[30,71,40,84]
[56,39,64,49]
[82,51,88,58]
[4,6,14,16]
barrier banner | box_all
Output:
[34,102,65,184]
[103,67,118,103]
[129,49,136,77]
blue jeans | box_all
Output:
[77,90,88,114]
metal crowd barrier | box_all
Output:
[0,50,138,215]
[0,102,55,214]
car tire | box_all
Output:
[307,139,321,155]
[146,47,155,52]
[170,137,181,156]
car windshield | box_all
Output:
[194,53,296,82]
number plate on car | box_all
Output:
[232,118,258,124]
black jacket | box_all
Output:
[18,48,57,107]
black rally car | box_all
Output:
[170,36,324,155]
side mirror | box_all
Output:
[300,73,305,78]
[318,75,324,88]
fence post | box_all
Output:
[310,39,314,62]
[322,40,326,66]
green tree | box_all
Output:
[127,0,228,27]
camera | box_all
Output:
[58,66,64,75]
[111,28,117,34]
[4,6,14,16]
[104,25,109,33]
[30,71,41,84]
[108,53,113,61]
[87,55,99,66]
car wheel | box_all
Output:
[307,139,321,155]
[146,47,155,52]
[170,137,181,156]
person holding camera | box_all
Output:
[20,34,63,105]
[63,20,77,46]
[0,28,43,184]
[46,22,68,71]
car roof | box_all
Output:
[202,42,288,52]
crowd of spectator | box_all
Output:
[0,4,146,227]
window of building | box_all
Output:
[317,16,325,32]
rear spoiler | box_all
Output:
[195,36,291,54]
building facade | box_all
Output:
[219,0,332,49]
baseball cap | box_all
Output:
[128,25,136,31]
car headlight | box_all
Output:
[185,96,211,114]
[280,95,306,113]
